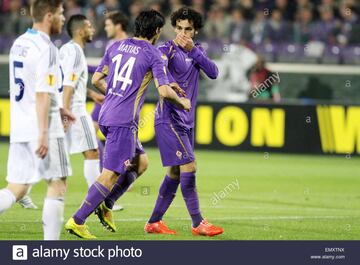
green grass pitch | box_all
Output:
[0,142,359,240]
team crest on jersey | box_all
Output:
[46,74,55,86]
[176,150,182,159]
[69,73,77,81]
[124,159,131,167]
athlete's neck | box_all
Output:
[134,36,155,44]
[73,36,86,49]
[114,31,127,41]
[32,23,51,37]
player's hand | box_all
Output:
[175,33,194,52]
[60,108,76,132]
[180,97,191,111]
[88,89,105,104]
[170,82,186,97]
[36,131,48,159]
[92,92,105,104]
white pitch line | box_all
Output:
[0,215,356,224]
[116,203,358,212]
[105,215,356,222]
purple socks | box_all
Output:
[180,172,203,227]
[148,175,180,223]
[148,172,203,227]
[73,181,110,225]
[104,171,137,209]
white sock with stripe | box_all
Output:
[84,159,100,187]
[0,188,16,214]
[42,197,64,240]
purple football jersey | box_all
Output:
[96,38,169,128]
[155,40,218,129]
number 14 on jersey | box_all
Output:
[112,54,136,91]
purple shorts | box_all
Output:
[155,123,195,167]
[91,103,101,122]
[99,126,144,174]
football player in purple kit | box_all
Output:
[90,11,129,157]
[90,11,132,212]
[144,7,224,237]
[65,9,191,239]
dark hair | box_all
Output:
[106,11,129,31]
[66,14,87,38]
[134,10,165,40]
[171,7,203,30]
[31,0,63,23]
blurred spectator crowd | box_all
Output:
[0,0,360,62]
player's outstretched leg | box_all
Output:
[144,173,179,235]
[180,164,224,237]
[65,169,117,239]
[43,179,66,240]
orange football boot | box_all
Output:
[192,219,224,237]
[144,221,177,235]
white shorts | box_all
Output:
[6,138,72,184]
[66,114,98,154]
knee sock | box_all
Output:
[148,175,180,223]
[84,159,100,187]
[73,181,110,225]
[104,171,137,209]
[42,197,64,240]
[0,188,16,214]
[180,172,203,227]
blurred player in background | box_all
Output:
[60,15,104,188]
[249,55,281,103]
[65,10,190,239]
[89,11,132,211]
[144,7,224,237]
[0,0,75,240]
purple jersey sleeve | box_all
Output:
[88,65,97,74]
[158,43,176,84]
[188,45,219,79]
[151,49,169,87]
[166,68,176,83]
[95,45,111,75]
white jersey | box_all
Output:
[59,41,88,114]
[9,28,64,143]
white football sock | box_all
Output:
[84,159,100,187]
[0,188,16,214]
[42,197,64,240]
